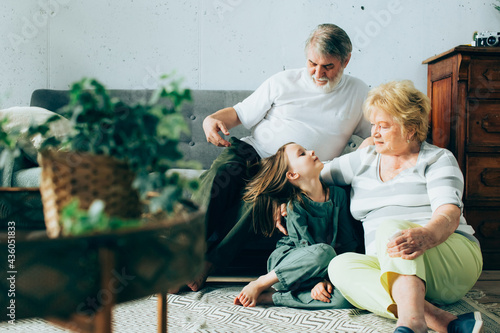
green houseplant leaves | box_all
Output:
[1,75,200,235]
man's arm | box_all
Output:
[202,107,242,147]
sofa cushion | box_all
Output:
[13,167,41,187]
[0,106,71,165]
[31,89,254,170]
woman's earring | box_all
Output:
[407,139,410,143]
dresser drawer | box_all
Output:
[467,100,500,146]
[466,155,500,200]
[469,59,500,95]
[464,206,500,270]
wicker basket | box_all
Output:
[40,150,142,238]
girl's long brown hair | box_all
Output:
[243,143,304,237]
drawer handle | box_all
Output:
[483,68,500,82]
[481,168,500,187]
[478,220,500,239]
[481,114,500,133]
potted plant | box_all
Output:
[0,77,208,325]
[1,75,200,237]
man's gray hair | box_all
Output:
[305,24,352,63]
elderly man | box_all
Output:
[188,23,370,291]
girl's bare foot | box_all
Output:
[234,281,271,307]
[187,261,214,292]
[257,289,275,305]
[233,272,279,307]
[234,289,275,306]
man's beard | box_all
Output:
[308,67,344,93]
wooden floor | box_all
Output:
[473,270,500,311]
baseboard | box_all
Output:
[207,276,257,283]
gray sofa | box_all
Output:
[1,88,364,275]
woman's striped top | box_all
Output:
[321,141,477,255]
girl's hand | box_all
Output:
[386,228,437,260]
[274,203,288,235]
[311,280,333,303]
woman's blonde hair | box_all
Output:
[243,143,304,237]
[363,80,431,143]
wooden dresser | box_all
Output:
[423,46,500,270]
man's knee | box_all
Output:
[210,163,246,198]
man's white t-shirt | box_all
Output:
[233,68,370,161]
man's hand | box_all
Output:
[274,203,288,235]
[202,107,241,148]
[203,116,231,147]
[311,280,333,303]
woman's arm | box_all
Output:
[386,204,460,260]
[387,147,465,260]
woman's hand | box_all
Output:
[386,228,438,260]
[311,280,334,303]
[387,204,461,260]
[274,203,288,235]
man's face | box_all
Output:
[306,47,348,93]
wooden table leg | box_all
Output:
[95,247,115,333]
[157,293,167,333]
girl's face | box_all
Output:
[284,143,323,180]
[369,107,411,156]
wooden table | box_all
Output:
[0,209,205,332]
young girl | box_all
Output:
[233,142,358,309]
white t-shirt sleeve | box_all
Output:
[233,77,275,129]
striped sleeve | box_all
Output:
[321,149,363,186]
[424,148,464,212]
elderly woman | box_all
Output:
[322,81,483,333]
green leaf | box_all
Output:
[0,73,198,235]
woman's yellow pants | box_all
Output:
[328,220,483,319]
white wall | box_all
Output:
[1,0,499,108]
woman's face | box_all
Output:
[369,107,411,155]
[284,143,323,180]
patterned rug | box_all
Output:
[1,284,499,332]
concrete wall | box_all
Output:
[1,0,498,108]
